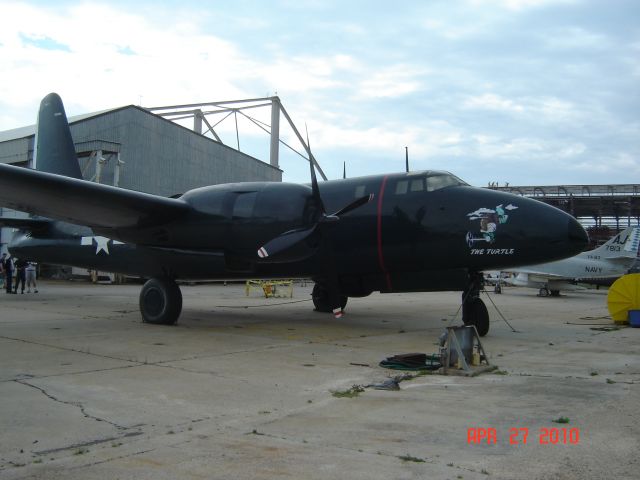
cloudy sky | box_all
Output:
[0,0,638,186]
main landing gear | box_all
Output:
[538,287,560,297]
[462,272,490,337]
[312,283,348,314]
[139,277,182,325]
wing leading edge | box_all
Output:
[0,163,190,237]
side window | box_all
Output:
[354,185,366,198]
[410,179,424,192]
[233,191,258,219]
[395,180,408,195]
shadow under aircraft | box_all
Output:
[0,93,588,335]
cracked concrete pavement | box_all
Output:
[0,280,638,479]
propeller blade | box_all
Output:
[305,123,326,215]
[257,225,317,258]
[331,193,375,217]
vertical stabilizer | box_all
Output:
[591,226,640,257]
[34,93,83,179]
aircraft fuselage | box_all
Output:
[10,171,587,296]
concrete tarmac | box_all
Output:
[0,280,638,479]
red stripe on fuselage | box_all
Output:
[376,176,392,291]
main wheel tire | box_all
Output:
[462,297,490,337]
[140,278,182,325]
[312,283,347,313]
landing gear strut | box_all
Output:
[462,272,490,337]
[312,283,348,313]
[140,277,182,325]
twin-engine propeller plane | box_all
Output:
[0,93,588,335]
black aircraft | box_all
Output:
[0,93,588,335]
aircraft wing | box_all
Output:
[507,267,567,280]
[0,216,51,233]
[0,163,189,230]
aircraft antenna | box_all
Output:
[405,146,409,173]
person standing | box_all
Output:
[3,253,14,294]
[25,262,38,293]
[13,258,27,294]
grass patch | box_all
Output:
[331,385,365,398]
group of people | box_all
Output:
[1,253,38,294]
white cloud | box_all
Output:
[542,26,611,50]
[260,55,353,94]
[464,93,525,113]
[0,2,254,118]
[357,64,427,99]
[468,0,577,12]
[463,93,583,126]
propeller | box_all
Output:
[257,127,373,260]
[256,192,373,259]
[256,129,374,317]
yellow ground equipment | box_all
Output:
[607,273,640,325]
[245,279,294,298]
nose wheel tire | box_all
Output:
[462,297,489,337]
[140,278,182,325]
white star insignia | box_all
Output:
[80,236,124,255]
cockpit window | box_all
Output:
[393,172,467,195]
[425,173,468,191]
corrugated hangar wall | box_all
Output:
[71,106,282,195]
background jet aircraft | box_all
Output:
[506,226,639,296]
[0,93,588,335]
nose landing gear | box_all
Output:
[462,271,490,336]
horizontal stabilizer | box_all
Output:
[0,163,189,231]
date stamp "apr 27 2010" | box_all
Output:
[467,427,580,445]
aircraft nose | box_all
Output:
[568,215,589,253]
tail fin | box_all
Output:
[34,93,83,179]
[591,226,640,258]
